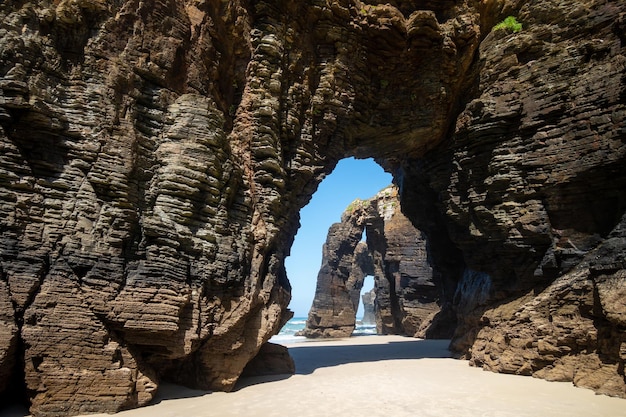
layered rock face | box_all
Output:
[0,0,624,415]
[1,1,296,413]
[302,206,374,338]
[400,0,626,398]
[303,186,444,338]
[0,1,482,414]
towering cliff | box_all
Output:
[303,186,445,338]
[0,0,624,415]
[400,0,626,397]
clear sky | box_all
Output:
[285,157,393,317]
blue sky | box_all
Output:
[285,157,393,317]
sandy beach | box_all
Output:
[5,335,625,417]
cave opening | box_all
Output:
[282,156,391,326]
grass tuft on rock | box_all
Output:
[493,16,523,33]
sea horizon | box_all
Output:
[269,316,377,345]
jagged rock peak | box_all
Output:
[341,185,397,220]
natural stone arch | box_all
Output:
[0,0,625,415]
[303,186,450,339]
[0,3,484,412]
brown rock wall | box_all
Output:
[382,202,439,337]
[361,289,376,324]
[303,207,372,338]
[22,264,158,415]
[0,1,288,413]
[1,1,482,413]
[400,0,626,397]
[470,214,626,396]
[0,278,18,396]
[0,0,625,414]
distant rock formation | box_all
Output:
[361,289,376,325]
[0,0,625,414]
[302,210,375,338]
[302,186,450,338]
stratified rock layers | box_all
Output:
[1,1,295,414]
[400,0,626,398]
[0,0,624,415]
[303,186,441,338]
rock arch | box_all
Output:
[303,185,451,339]
[0,0,625,415]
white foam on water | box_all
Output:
[269,318,379,344]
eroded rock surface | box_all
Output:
[241,342,295,377]
[0,0,624,414]
[400,0,626,398]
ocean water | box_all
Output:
[269,317,378,345]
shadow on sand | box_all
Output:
[289,338,452,375]
[148,383,211,405]
[1,338,453,414]
[235,337,452,390]
[0,383,212,417]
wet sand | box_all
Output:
[6,336,626,417]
